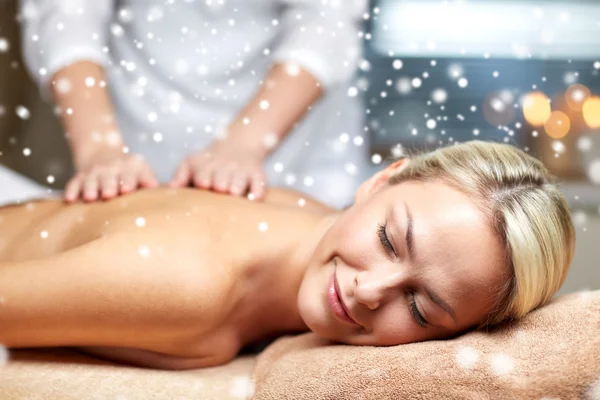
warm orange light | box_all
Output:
[582,97,600,128]
[522,91,551,126]
[565,84,591,112]
[544,111,571,139]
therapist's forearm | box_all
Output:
[223,63,324,157]
[50,61,125,170]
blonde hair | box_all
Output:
[388,140,575,328]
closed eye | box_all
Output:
[377,222,396,256]
[408,292,428,328]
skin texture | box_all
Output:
[0,162,509,369]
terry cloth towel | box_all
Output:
[252,290,600,400]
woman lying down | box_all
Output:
[0,140,575,370]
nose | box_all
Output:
[353,266,406,310]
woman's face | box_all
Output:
[297,179,509,346]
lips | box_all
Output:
[327,264,359,327]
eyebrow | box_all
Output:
[402,201,457,323]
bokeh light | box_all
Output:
[582,97,600,128]
[544,110,571,139]
[483,90,516,126]
[522,91,551,126]
[565,84,591,112]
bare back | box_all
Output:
[0,187,333,368]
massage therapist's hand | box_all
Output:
[169,139,268,200]
[65,148,159,203]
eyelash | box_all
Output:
[377,222,396,256]
[408,293,428,328]
[377,223,427,328]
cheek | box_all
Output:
[367,305,432,346]
[328,212,375,260]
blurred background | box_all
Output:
[0,0,598,294]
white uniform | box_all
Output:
[19,0,371,208]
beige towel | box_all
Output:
[0,348,257,400]
[253,290,600,400]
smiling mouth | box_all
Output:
[327,262,359,327]
[334,272,359,326]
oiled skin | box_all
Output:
[0,187,334,369]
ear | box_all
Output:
[354,158,410,204]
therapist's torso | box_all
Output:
[22,0,371,208]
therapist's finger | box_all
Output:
[229,172,249,196]
[119,171,138,194]
[170,162,192,188]
[212,164,235,193]
[82,174,101,202]
[249,171,267,200]
[64,175,84,203]
[100,172,119,200]
[192,162,214,189]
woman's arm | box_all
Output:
[0,233,227,360]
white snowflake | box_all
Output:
[458,78,469,88]
[135,217,146,227]
[455,346,479,370]
[577,136,593,152]
[587,160,600,184]
[344,162,357,176]
[15,105,30,120]
[572,210,587,227]
[138,245,151,258]
[55,77,72,94]
[0,37,9,52]
[258,222,268,232]
[395,78,412,95]
[262,133,278,149]
[40,230,48,239]
[563,72,578,85]
[551,140,566,155]
[147,6,164,22]
[431,88,448,104]
[273,162,284,173]
[284,63,300,77]
[447,63,464,80]
[390,144,405,158]
[284,173,296,186]
[489,353,514,376]
[229,376,254,399]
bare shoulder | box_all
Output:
[263,187,338,214]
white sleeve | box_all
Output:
[19,0,114,98]
[272,0,367,89]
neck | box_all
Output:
[228,210,340,347]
